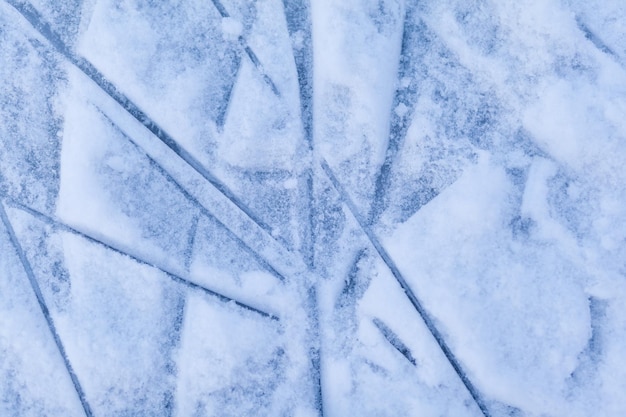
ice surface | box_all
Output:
[0,211,84,417]
[2,0,626,416]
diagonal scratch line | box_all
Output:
[0,202,94,417]
[95,107,287,283]
[281,0,316,268]
[210,0,280,96]
[321,159,491,417]
[281,0,314,149]
[209,0,230,18]
[575,15,619,59]
[214,52,241,131]
[372,317,417,366]
[368,9,423,225]
[241,43,281,96]
[4,0,278,240]
[3,198,279,321]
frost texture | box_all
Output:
[2,0,626,416]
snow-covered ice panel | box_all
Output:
[411,0,626,281]
[384,153,598,416]
[0,210,84,417]
[0,12,64,213]
[217,59,299,171]
[79,0,241,150]
[175,291,297,417]
[6,205,186,416]
[57,93,200,276]
[518,40,626,289]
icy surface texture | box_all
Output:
[1,0,626,416]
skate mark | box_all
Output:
[373,317,417,366]
[0,201,94,417]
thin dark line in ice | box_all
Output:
[0,201,95,417]
[209,0,280,95]
[96,107,287,283]
[306,285,324,417]
[241,43,281,96]
[281,0,314,150]
[373,318,417,366]
[164,294,187,415]
[215,53,242,131]
[3,198,279,320]
[301,168,315,269]
[183,213,200,272]
[368,9,423,225]
[4,0,282,243]
[340,248,366,299]
[209,0,230,18]
[575,15,619,59]
[282,0,316,267]
[321,159,491,417]
[281,3,323,414]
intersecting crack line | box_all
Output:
[321,159,491,417]
[2,197,279,321]
[210,0,281,96]
[95,106,287,284]
[281,0,324,413]
[369,7,423,226]
[3,0,286,250]
[0,201,95,417]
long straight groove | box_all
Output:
[209,0,280,96]
[306,285,324,416]
[215,53,242,131]
[3,198,278,321]
[321,159,491,417]
[242,44,280,96]
[209,0,229,17]
[338,249,367,301]
[0,202,94,417]
[96,107,287,283]
[4,0,278,239]
[281,0,314,150]
[183,213,200,272]
[368,7,423,225]
[282,1,323,414]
